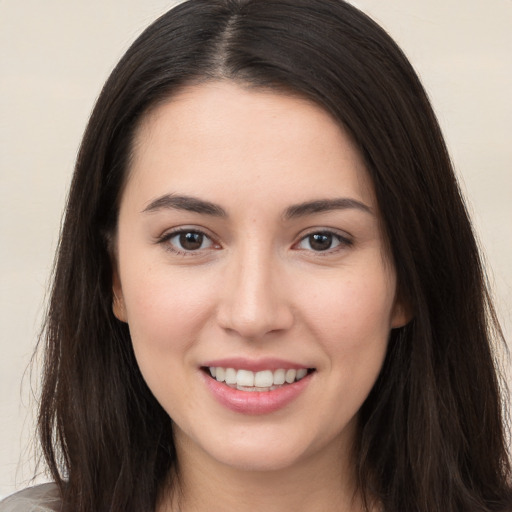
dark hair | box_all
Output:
[38,1,512,511]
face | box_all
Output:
[112,82,407,474]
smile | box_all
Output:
[207,367,311,391]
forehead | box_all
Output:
[125,81,375,212]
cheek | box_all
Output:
[297,263,396,360]
[300,268,394,419]
[121,265,216,358]
[121,269,217,415]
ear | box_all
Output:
[391,296,412,329]
[111,262,128,323]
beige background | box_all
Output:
[1,0,511,499]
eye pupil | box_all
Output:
[309,233,332,251]
[180,232,203,250]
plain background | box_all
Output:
[1,0,511,499]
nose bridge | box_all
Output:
[217,239,292,338]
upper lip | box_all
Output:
[201,357,313,372]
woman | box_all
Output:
[1,0,511,511]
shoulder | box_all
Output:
[0,483,62,512]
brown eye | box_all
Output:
[179,232,204,250]
[296,231,351,252]
[308,233,334,251]
[164,230,215,253]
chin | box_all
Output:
[210,443,306,473]
[188,422,338,475]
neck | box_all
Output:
[158,429,365,512]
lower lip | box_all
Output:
[201,371,313,415]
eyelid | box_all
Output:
[155,225,352,256]
[156,226,221,255]
[292,228,353,253]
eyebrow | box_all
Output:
[142,194,227,217]
[283,198,373,219]
[142,194,372,219]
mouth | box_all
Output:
[202,366,316,392]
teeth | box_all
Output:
[215,367,225,382]
[237,369,254,387]
[254,370,273,387]
[224,368,237,385]
[296,368,308,380]
[207,366,311,389]
[285,369,296,383]
[273,369,285,385]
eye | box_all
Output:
[296,231,351,252]
[161,229,217,254]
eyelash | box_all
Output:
[156,228,353,256]
[157,228,218,256]
[294,230,353,255]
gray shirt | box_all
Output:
[0,484,61,512]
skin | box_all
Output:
[112,81,408,511]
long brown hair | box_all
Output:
[38,1,512,510]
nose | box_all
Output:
[216,248,294,340]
